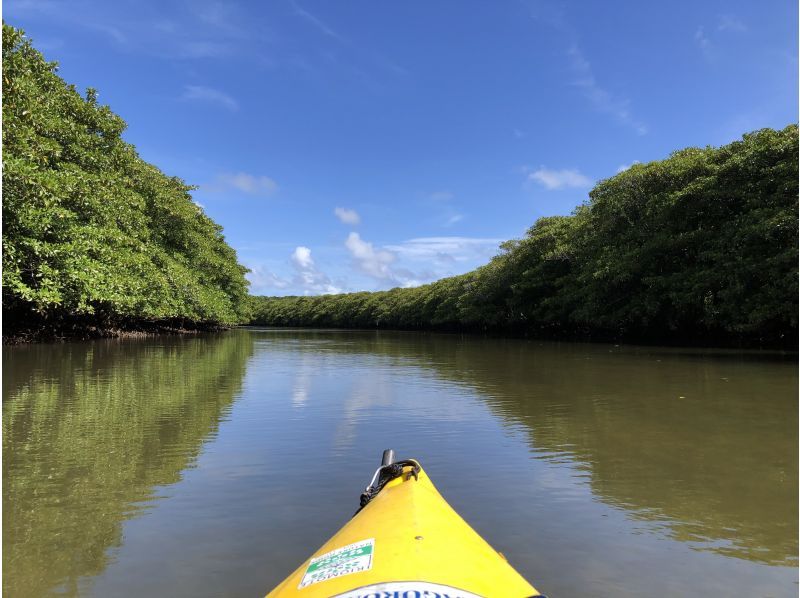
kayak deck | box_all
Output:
[267,458,542,597]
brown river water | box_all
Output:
[3,328,797,597]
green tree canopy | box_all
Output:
[250,125,798,346]
[2,24,250,335]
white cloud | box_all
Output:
[616,160,641,173]
[342,234,489,288]
[528,167,593,190]
[208,172,278,196]
[290,246,342,294]
[181,85,238,110]
[567,45,648,135]
[513,128,526,139]
[334,207,361,225]
[246,265,290,294]
[247,248,345,296]
[291,246,314,269]
[345,232,396,279]
[255,235,504,294]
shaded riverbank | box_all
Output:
[2,310,232,345]
[3,323,228,345]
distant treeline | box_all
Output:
[3,25,250,340]
[251,125,798,346]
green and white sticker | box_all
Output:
[299,538,375,588]
[332,582,484,598]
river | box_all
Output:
[3,329,797,597]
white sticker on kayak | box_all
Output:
[332,582,484,598]
[299,538,374,588]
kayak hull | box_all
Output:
[267,464,541,597]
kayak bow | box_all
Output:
[267,450,544,598]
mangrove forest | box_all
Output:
[250,125,798,346]
[2,24,251,341]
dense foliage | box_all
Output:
[251,125,798,345]
[2,25,250,337]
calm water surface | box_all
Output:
[3,329,797,597]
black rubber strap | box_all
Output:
[356,459,421,513]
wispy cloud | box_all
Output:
[695,26,713,59]
[339,234,501,289]
[718,15,747,33]
[524,6,646,134]
[385,237,502,263]
[334,207,361,225]
[290,0,347,43]
[513,128,527,139]
[193,0,240,32]
[567,45,648,135]
[8,1,128,45]
[528,167,593,190]
[287,0,407,88]
[86,22,127,44]
[444,213,464,227]
[181,85,239,111]
[429,191,454,201]
[427,192,464,227]
[206,172,278,196]
[696,16,747,63]
[6,0,248,62]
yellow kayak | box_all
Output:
[267,450,544,598]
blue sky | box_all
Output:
[6,0,797,295]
